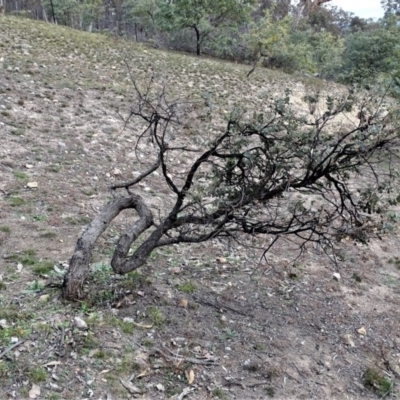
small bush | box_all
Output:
[363,368,392,396]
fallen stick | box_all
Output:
[0,340,26,359]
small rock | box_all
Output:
[25,164,33,169]
[333,272,341,281]
[0,319,9,329]
[74,316,88,330]
[27,182,38,189]
[169,267,181,274]
[113,168,122,176]
[39,294,50,303]
[28,384,40,399]
[156,383,165,392]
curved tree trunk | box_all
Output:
[62,194,153,300]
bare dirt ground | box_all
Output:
[1,15,400,400]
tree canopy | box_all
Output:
[63,79,400,300]
[157,0,255,55]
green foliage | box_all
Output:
[28,367,47,383]
[177,281,196,293]
[363,368,392,396]
[339,18,400,84]
[247,12,344,75]
[157,0,255,55]
[32,260,54,275]
[148,305,164,326]
[123,0,159,36]
[43,0,104,29]
[8,196,25,207]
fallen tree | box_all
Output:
[62,81,400,300]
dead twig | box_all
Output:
[0,339,26,359]
[152,346,219,366]
[193,295,252,317]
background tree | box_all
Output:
[339,17,400,84]
[62,78,400,300]
[381,0,400,16]
[157,0,255,55]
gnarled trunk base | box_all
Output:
[62,194,153,300]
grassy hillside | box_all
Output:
[1,15,400,400]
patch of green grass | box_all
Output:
[32,214,47,222]
[0,304,31,322]
[34,323,53,334]
[142,338,154,348]
[212,387,226,399]
[265,386,275,397]
[0,323,31,345]
[0,226,11,233]
[24,279,44,293]
[13,171,28,179]
[254,342,267,351]
[104,314,135,334]
[219,328,238,341]
[32,259,54,275]
[28,367,47,383]
[47,394,61,400]
[83,333,99,350]
[388,257,400,269]
[50,164,61,173]
[177,281,196,294]
[90,262,112,284]
[363,368,392,396]
[10,128,24,136]
[8,196,25,207]
[10,249,38,266]
[148,306,165,327]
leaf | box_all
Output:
[119,379,144,394]
[29,384,41,399]
[132,322,153,329]
[187,369,195,385]
[357,326,367,336]
[43,361,61,367]
[178,298,188,308]
[136,368,152,378]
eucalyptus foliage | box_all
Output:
[157,0,255,55]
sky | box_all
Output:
[330,0,384,19]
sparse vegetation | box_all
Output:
[0,11,399,400]
[148,306,165,327]
[28,367,47,383]
[0,226,11,233]
[8,196,25,207]
[177,281,196,294]
[363,367,392,396]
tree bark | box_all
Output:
[62,194,152,300]
[193,26,201,56]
